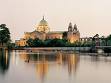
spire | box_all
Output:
[69,22,72,27]
[68,22,73,32]
[43,16,45,20]
[73,24,77,31]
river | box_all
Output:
[0,50,111,83]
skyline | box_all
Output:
[0,0,111,41]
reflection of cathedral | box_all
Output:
[36,56,48,80]
[19,51,79,79]
[15,16,80,46]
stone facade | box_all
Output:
[46,32,63,39]
[15,38,27,46]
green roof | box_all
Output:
[39,16,48,26]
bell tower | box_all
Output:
[68,22,73,32]
[67,23,80,43]
[73,24,77,32]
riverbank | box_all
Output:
[12,48,111,56]
[6,46,111,55]
[14,47,91,51]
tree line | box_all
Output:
[26,38,95,47]
[25,35,111,47]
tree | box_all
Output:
[33,38,44,47]
[107,35,111,40]
[44,39,67,47]
[62,32,67,39]
[107,35,111,46]
[26,38,44,47]
[26,38,34,47]
[0,24,11,46]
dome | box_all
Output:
[36,16,50,33]
[39,17,48,26]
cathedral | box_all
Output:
[15,17,80,46]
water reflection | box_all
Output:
[19,51,80,80]
[36,55,48,82]
[0,49,10,74]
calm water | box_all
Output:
[0,50,111,83]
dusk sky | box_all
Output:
[0,0,111,41]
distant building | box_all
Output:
[15,17,80,46]
[15,38,27,47]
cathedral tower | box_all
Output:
[68,22,73,32]
[67,23,80,43]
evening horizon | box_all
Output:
[0,0,111,41]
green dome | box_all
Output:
[39,16,48,26]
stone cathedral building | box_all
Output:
[15,17,80,46]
